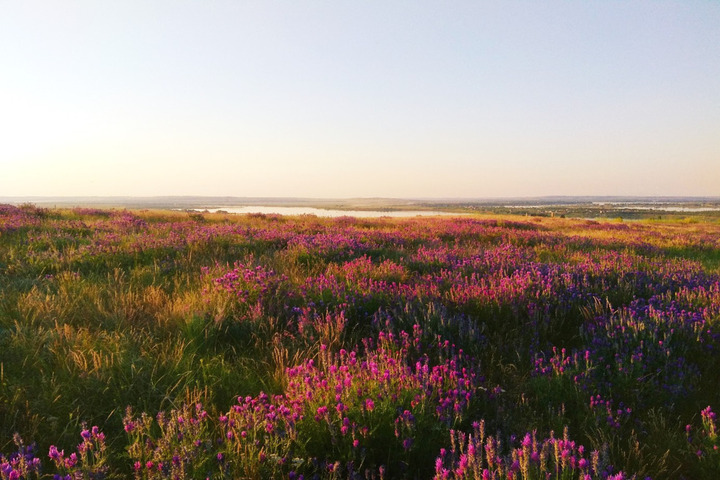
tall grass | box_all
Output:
[1,205,719,478]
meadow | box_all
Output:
[1,204,719,479]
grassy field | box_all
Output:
[1,204,720,479]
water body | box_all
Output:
[591,202,720,212]
[613,206,720,212]
[190,206,464,218]
[504,203,720,213]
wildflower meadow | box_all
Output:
[1,204,719,479]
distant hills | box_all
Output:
[2,195,719,210]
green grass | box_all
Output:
[1,206,720,478]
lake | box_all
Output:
[189,206,464,218]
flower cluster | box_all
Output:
[433,421,627,480]
[0,435,41,480]
[47,425,107,480]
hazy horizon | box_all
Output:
[2,1,719,198]
[4,194,719,204]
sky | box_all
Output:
[1,1,719,199]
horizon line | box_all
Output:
[2,195,720,202]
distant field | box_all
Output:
[1,204,720,479]
[4,196,720,221]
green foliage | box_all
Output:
[1,206,720,478]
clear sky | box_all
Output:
[1,1,719,198]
